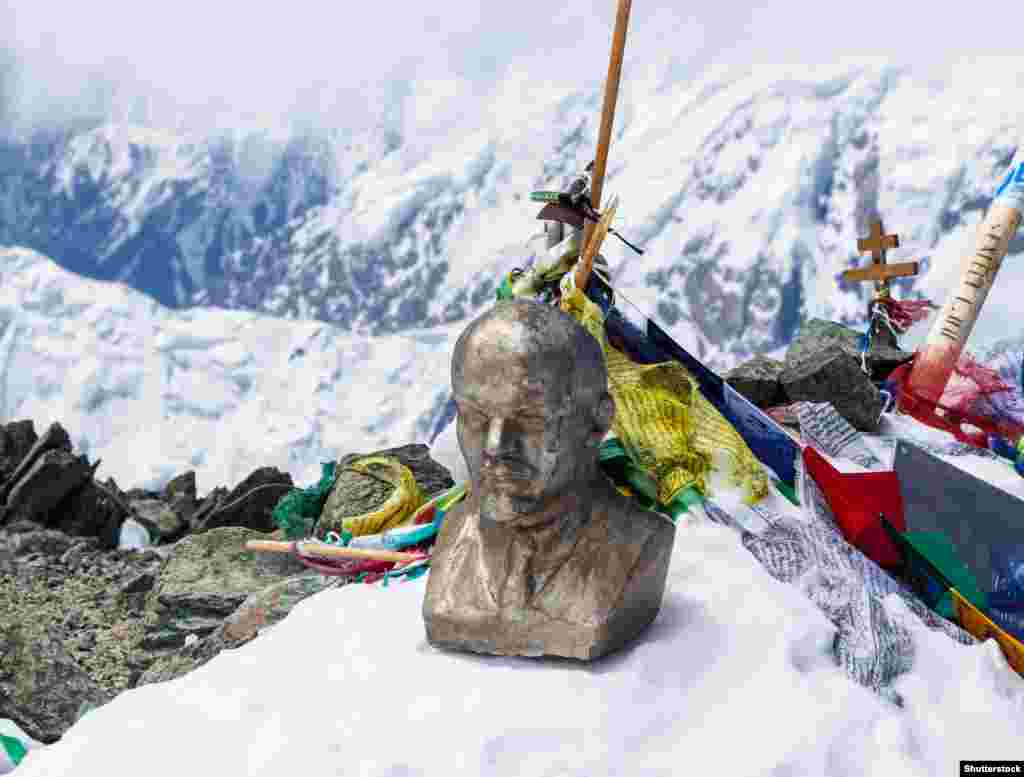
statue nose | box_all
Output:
[484,417,518,455]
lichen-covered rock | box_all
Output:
[142,527,307,650]
[137,573,340,687]
[163,471,199,524]
[319,444,454,536]
[219,573,337,644]
[0,437,454,747]
[725,355,787,408]
[320,459,405,535]
[141,592,248,650]
[378,443,455,498]
[0,621,114,744]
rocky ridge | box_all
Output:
[0,418,454,745]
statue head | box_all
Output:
[451,300,614,523]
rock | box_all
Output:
[49,480,129,549]
[0,623,113,744]
[59,538,101,571]
[136,573,340,687]
[119,571,157,596]
[781,343,886,432]
[725,356,787,408]
[7,530,73,559]
[0,502,166,745]
[163,471,199,524]
[130,498,188,543]
[0,435,455,744]
[320,444,455,536]
[189,486,228,531]
[784,318,913,381]
[140,598,243,650]
[373,443,455,498]
[100,477,127,500]
[0,541,13,576]
[0,422,72,505]
[219,574,337,644]
[1,520,40,535]
[123,488,161,501]
[0,420,38,478]
[191,468,293,534]
[2,450,92,526]
[141,527,307,650]
[75,631,97,651]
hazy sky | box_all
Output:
[3,0,1021,136]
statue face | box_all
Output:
[450,301,611,524]
[454,353,596,522]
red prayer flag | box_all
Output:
[802,447,907,570]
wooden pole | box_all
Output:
[246,540,426,565]
[575,196,619,289]
[580,0,633,280]
[900,149,1024,410]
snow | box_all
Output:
[0,247,458,496]
[10,46,1024,775]
[13,445,1024,776]
[5,233,1024,776]
[20,58,1024,367]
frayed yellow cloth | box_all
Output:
[559,274,768,506]
[318,456,426,537]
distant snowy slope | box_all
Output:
[0,247,456,494]
[5,60,1024,369]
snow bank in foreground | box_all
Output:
[16,516,1024,777]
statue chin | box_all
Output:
[479,491,544,525]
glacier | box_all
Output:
[0,246,457,495]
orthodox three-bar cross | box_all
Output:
[841,219,919,299]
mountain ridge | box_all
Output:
[4,60,1024,367]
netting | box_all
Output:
[271,462,337,540]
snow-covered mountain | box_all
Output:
[6,58,1024,493]
[4,59,1024,369]
[0,246,456,494]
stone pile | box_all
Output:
[0,419,453,745]
[726,318,915,432]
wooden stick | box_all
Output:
[245,540,426,564]
[575,196,619,290]
[902,150,1024,408]
[581,0,633,269]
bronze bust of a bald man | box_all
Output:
[423,299,676,660]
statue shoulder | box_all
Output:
[591,477,676,546]
[432,498,475,555]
